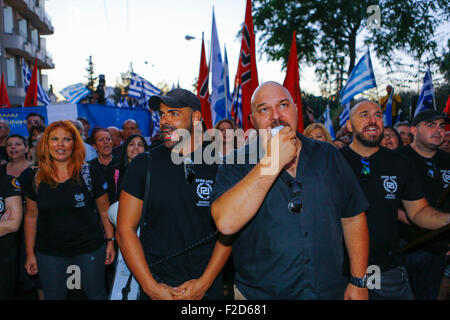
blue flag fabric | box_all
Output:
[222,45,232,119]
[0,104,152,139]
[383,88,394,126]
[414,66,435,117]
[128,73,160,107]
[231,84,243,127]
[324,106,336,139]
[60,83,90,104]
[339,102,350,128]
[210,11,227,125]
[22,59,50,105]
[340,50,377,105]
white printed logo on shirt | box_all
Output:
[195,178,213,207]
[74,193,85,208]
[382,176,398,200]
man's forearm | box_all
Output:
[212,157,279,235]
[412,206,450,230]
[198,239,232,289]
[341,213,369,278]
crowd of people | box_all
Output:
[0,83,448,300]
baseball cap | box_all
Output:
[411,109,449,126]
[148,88,201,112]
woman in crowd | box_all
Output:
[213,119,242,156]
[88,127,119,204]
[21,120,115,300]
[0,173,22,299]
[114,134,148,202]
[304,123,333,143]
[0,135,31,178]
[380,126,403,150]
[27,126,46,163]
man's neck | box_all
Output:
[349,140,379,158]
[410,141,437,159]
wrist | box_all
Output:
[349,274,368,288]
[105,237,116,242]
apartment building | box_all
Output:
[0,0,54,106]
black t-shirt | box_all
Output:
[121,146,218,287]
[20,165,108,257]
[0,146,8,163]
[0,174,22,262]
[340,146,424,271]
[88,156,120,204]
[397,145,450,253]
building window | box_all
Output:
[31,29,39,48]
[6,57,16,87]
[3,7,14,34]
[18,19,28,42]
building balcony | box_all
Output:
[4,0,54,35]
[0,33,54,69]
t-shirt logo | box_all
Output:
[382,176,398,199]
[11,178,21,191]
[441,170,450,184]
[75,193,85,208]
[0,197,4,214]
[195,178,214,207]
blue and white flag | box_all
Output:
[222,45,232,119]
[231,84,242,127]
[324,105,336,140]
[339,102,350,128]
[22,59,50,105]
[60,83,90,104]
[151,110,160,138]
[128,73,160,107]
[340,50,377,105]
[414,66,435,117]
[383,88,394,126]
[210,10,227,125]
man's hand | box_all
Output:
[146,283,175,300]
[344,283,369,300]
[171,279,209,300]
[105,241,116,265]
[261,126,298,174]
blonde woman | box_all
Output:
[304,123,333,143]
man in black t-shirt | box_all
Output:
[397,109,450,300]
[117,88,231,300]
[341,100,450,300]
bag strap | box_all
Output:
[122,152,152,300]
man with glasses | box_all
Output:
[211,81,370,299]
[340,100,450,300]
[116,88,230,300]
[397,110,450,300]
[25,112,45,138]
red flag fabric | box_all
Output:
[235,0,259,130]
[24,59,38,107]
[283,31,304,133]
[444,95,450,131]
[0,73,11,108]
[197,37,212,129]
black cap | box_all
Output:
[148,88,201,112]
[411,109,448,126]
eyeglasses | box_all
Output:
[183,158,196,184]
[424,160,437,179]
[360,158,371,182]
[288,179,303,214]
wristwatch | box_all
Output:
[349,274,368,288]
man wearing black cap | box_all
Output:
[340,100,450,300]
[397,109,450,300]
[116,88,231,300]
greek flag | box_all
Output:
[231,84,242,127]
[222,45,232,119]
[383,88,394,126]
[340,50,377,105]
[210,11,227,125]
[151,110,160,137]
[22,59,50,105]
[128,73,160,107]
[414,66,434,117]
[339,102,350,127]
[324,105,336,139]
[60,83,90,104]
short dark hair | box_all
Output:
[7,134,27,147]
[26,112,45,123]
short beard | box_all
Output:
[354,131,383,147]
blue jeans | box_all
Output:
[36,245,107,300]
[369,266,414,300]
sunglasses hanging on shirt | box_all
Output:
[288,179,303,215]
[360,158,371,182]
[424,160,438,179]
[183,158,196,184]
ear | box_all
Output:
[192,111,202,123]
[250,113,255,127]
[346,119,353,133]
[410,125,418,136]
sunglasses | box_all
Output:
[360,158,371,182]
[424,160,438,179]
[288,179,303,214]
[183,158,196,184]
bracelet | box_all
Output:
[106,237,116,242]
